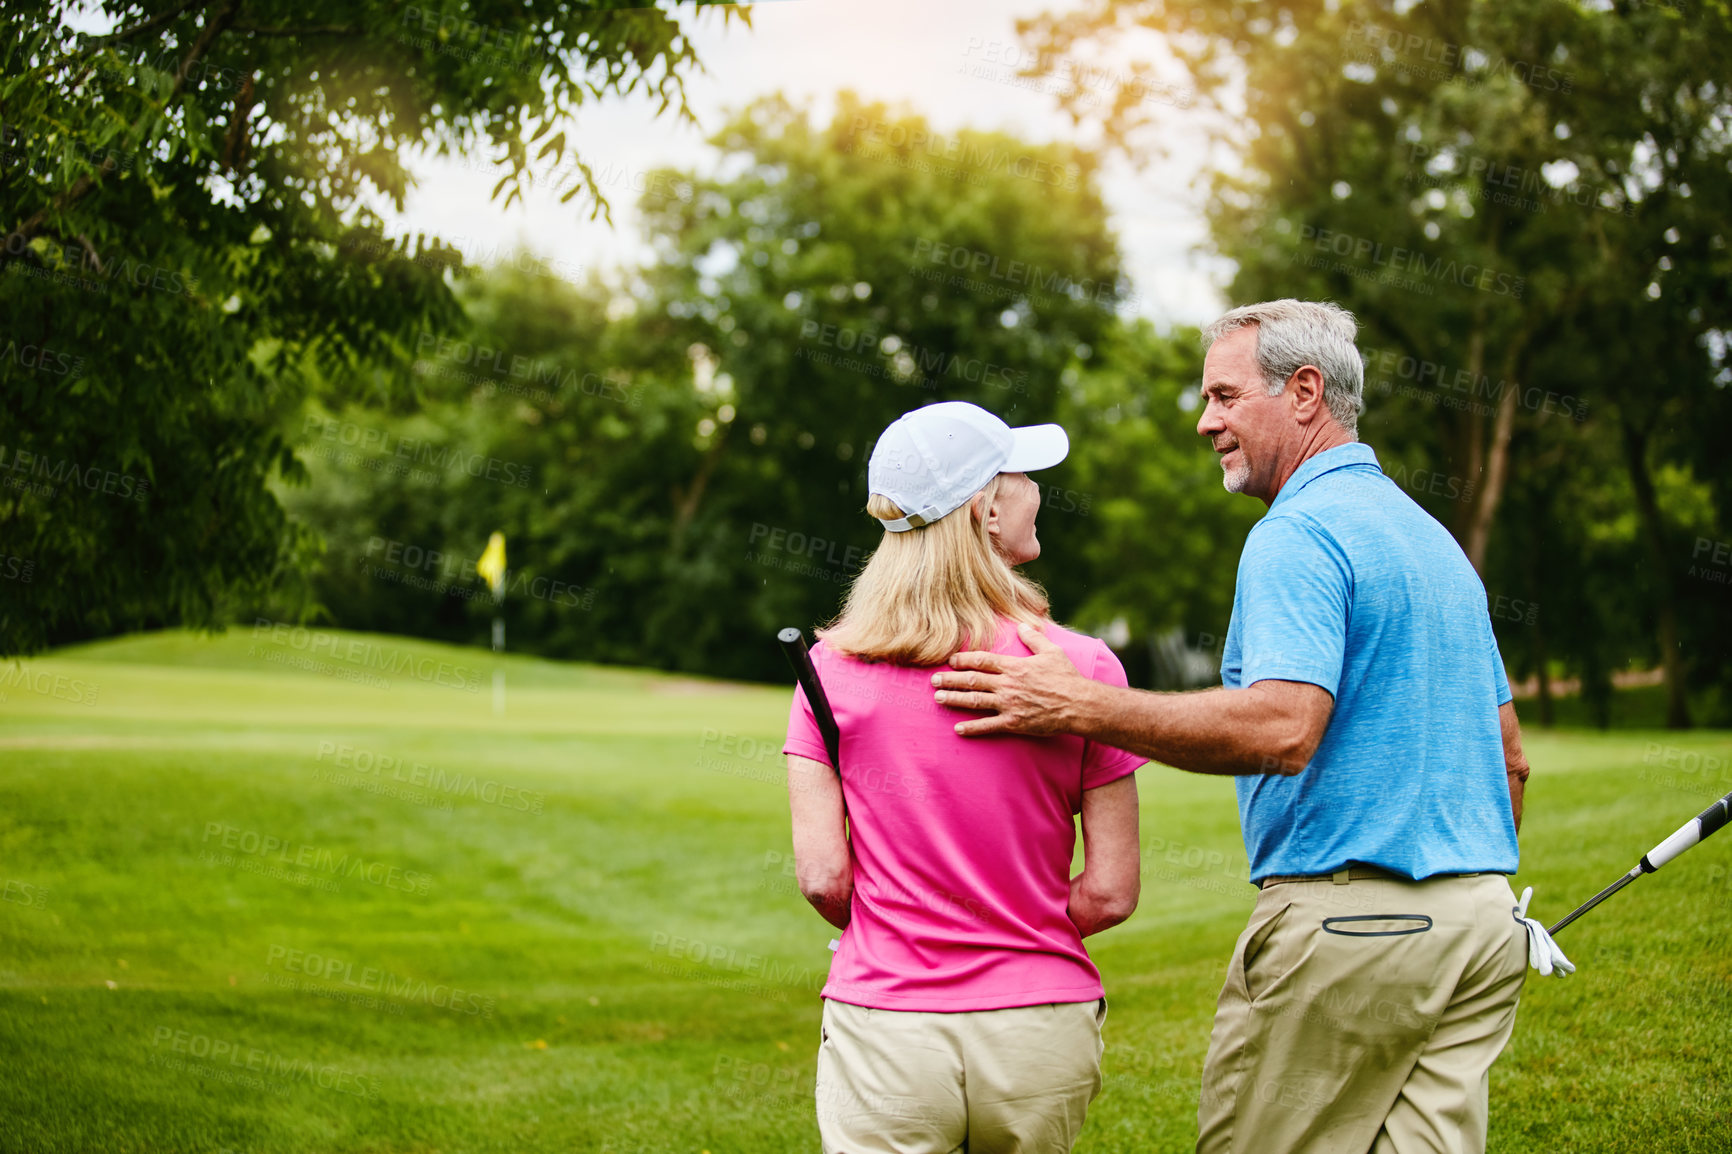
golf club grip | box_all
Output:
[1640,787,1732,872]
[777,627,841,772]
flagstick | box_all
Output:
[491,613,505,717]
[477,532,508,719]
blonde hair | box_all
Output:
[818,476,1052,666]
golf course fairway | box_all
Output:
[1,627,1728,1152]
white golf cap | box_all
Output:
[867,401,1069,532]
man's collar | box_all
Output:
[1269,442,1379,510]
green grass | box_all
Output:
[1,627,1729,1152]
[1512,681,1732,730]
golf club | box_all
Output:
[778,627,851,953]
[1547,786,1732,936]
[777,626,841,773]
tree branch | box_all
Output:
[230,23,361,37]
[171,0,242,94]
[669,426,729,552]
[2,0,241,270]
[223,73,257,172]
[73,233,104,274]
[78,0,204,50]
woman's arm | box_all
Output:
[787,754,851,930]
[1070,773,1141,937]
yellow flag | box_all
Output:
[477,532,507,599]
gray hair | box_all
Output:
[1201,299,1364,435]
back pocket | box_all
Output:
[1321,914,1433,937]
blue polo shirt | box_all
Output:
[1222,442,1518,882]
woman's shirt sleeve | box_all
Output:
[1082,641,1148,789]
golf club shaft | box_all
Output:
[1547,786,1732,936]
[777,627,841,772]
[1546,869,1639,936]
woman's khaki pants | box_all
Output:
[815,996,1107,1153]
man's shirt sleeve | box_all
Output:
[1081,641,1148,789]
[1235,514,1352,697]
[1490,629,1513,706]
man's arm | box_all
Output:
[1069,774,1140,936]
[787,755,851,929]
[931,623,1334,777]
[1500,700,1529,833]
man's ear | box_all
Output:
[1288,364,1328,423]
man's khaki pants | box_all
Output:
[815,997,1106,1153]
[1197,873,1528,1154]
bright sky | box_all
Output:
[393,0,1229,325]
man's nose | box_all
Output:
[1196,403,1221,438]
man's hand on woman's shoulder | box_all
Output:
[932,622,1097,737]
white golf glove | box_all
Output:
[1515,886,1575,977]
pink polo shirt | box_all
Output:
[783,618,1145,1012]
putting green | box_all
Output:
[1,628,1728,1152]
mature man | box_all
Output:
[931,299,1536,1153]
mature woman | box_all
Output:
[782,400,1145,1154]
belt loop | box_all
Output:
[1332,867,1351,885]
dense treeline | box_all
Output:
[277,89,1728,723]
[5,1,1727,725]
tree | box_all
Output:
[1017,0,1732,725]
[630,91,1131,677]
[283,93,1245,683]
[0,0,742,655]
[1042,317,1262,682]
